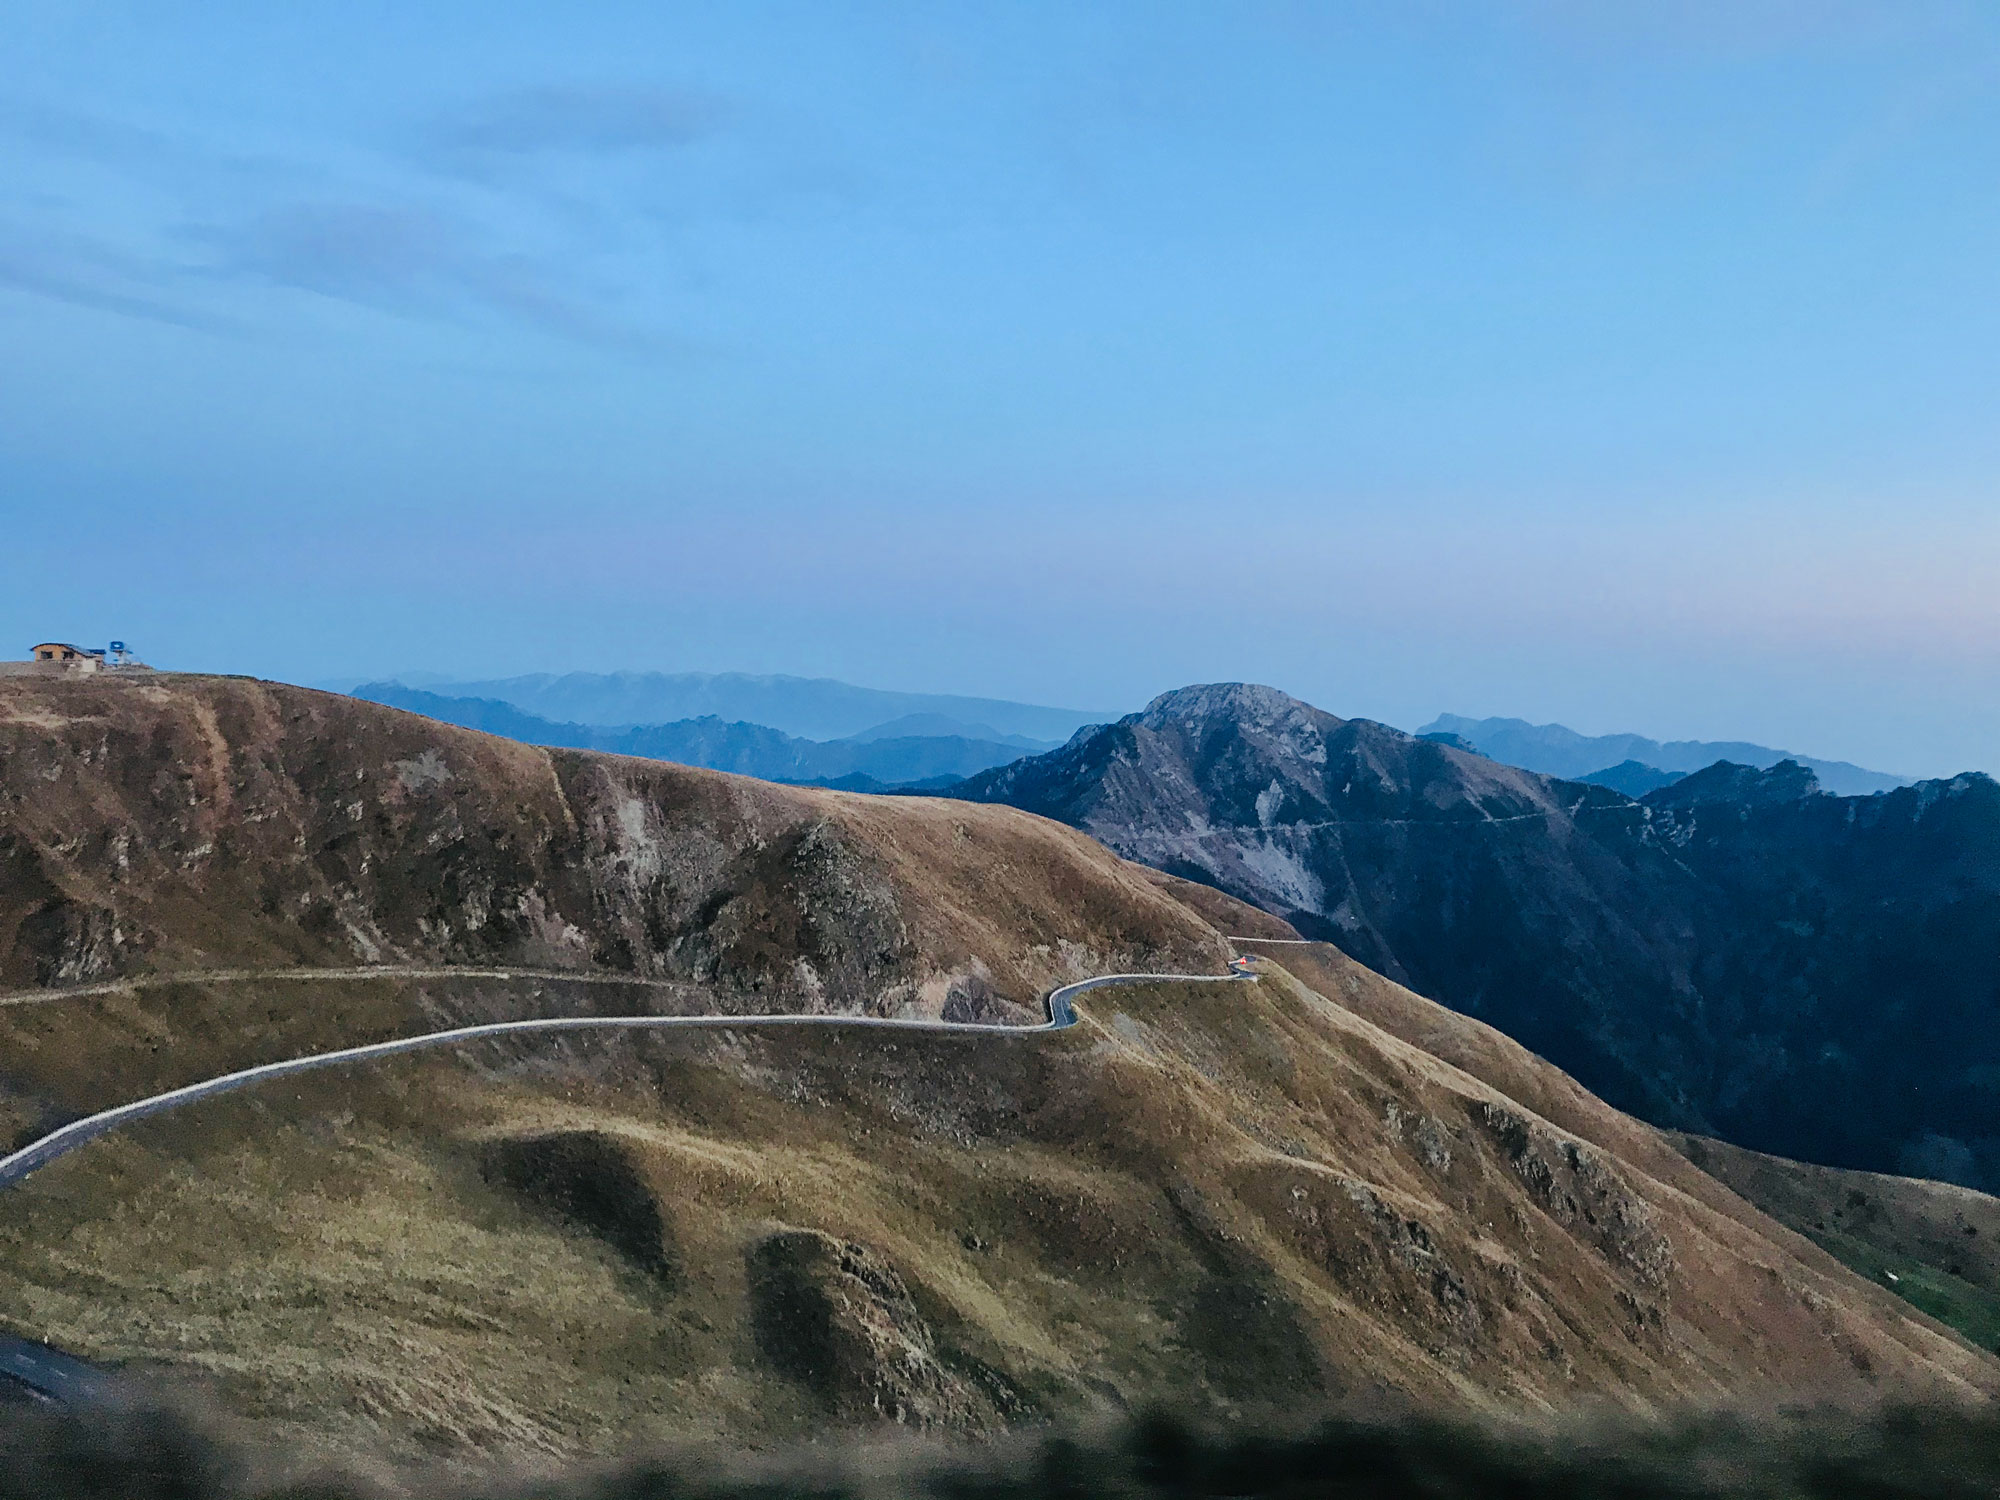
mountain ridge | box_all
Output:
[2,672,1993,1459]
[950,683,2000,1191]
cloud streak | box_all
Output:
[417,83,723,178]
[0,221,239,333]
[0,88,699,350]
[190,199,667,350]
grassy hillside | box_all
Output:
[3,963,1994,1462]
[0,673,1225,1005]
[1673,1132,2000,1356]
[0,675,1994,1467]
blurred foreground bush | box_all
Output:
[2,1400,1997,1499]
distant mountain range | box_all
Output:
[350,684,1038,788]
[336,671,1108,744]
[1575,760,1688,797]
[1423,713,1909,796]
[950,684,2000,1192]
[328,671,1916,795]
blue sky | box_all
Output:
[4,1,1999,776]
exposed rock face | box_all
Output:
[953,684,2000,1189]
[746,1229,993,1428]
[1260,1166,1487,1349]
[1475,1104,1675,1293]
[954,684,1699,1120]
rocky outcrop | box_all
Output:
[1255,1165,1485,1348]
[1474,1104,1675,1293]
[746,1229,994,1428]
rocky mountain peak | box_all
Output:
[1137,682,1337,733]
[956,683,2000,1196]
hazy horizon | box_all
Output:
[308,665,1909,783]
[7,3,1999,778]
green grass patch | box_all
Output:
[1807,1224,2000,1354]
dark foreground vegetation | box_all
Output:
[5,1402,1999,1500]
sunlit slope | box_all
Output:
[2,968,1993,1462]
[1,674,1994,1463]
[1238,936,2000,1361]
[0,673,1226,1008]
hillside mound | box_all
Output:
[0,674,1992,1462]
[2,963,1992,1461]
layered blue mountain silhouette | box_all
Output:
[351,683,1057,790]
[351,670,1107,744]
[1422,714,1908,797]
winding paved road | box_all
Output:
[0,957,1261,1401]
[0,964,1258,1190]
[0,1337,115,1408]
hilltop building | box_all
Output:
[31,643,107,671]
[5,642,149,678]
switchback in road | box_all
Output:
[0,965,1256,1190]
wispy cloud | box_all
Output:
[190,200,665,350]
[0,220,238,333]
[0,96,174,167]
[418,83,724,177]
[201,202,462,303]
[0,86,729,350]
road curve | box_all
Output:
[0,967,1255,1191]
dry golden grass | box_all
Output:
[1,960,1993,1465]
[0,673,1227,1006]
[1,677,1994,1468]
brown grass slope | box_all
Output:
[2,967,1994,1461]
[1671,1132,2000,1355]
[0,674,1227,1011]
[1235,936,2000,1362]
[0,676,1993,1463]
